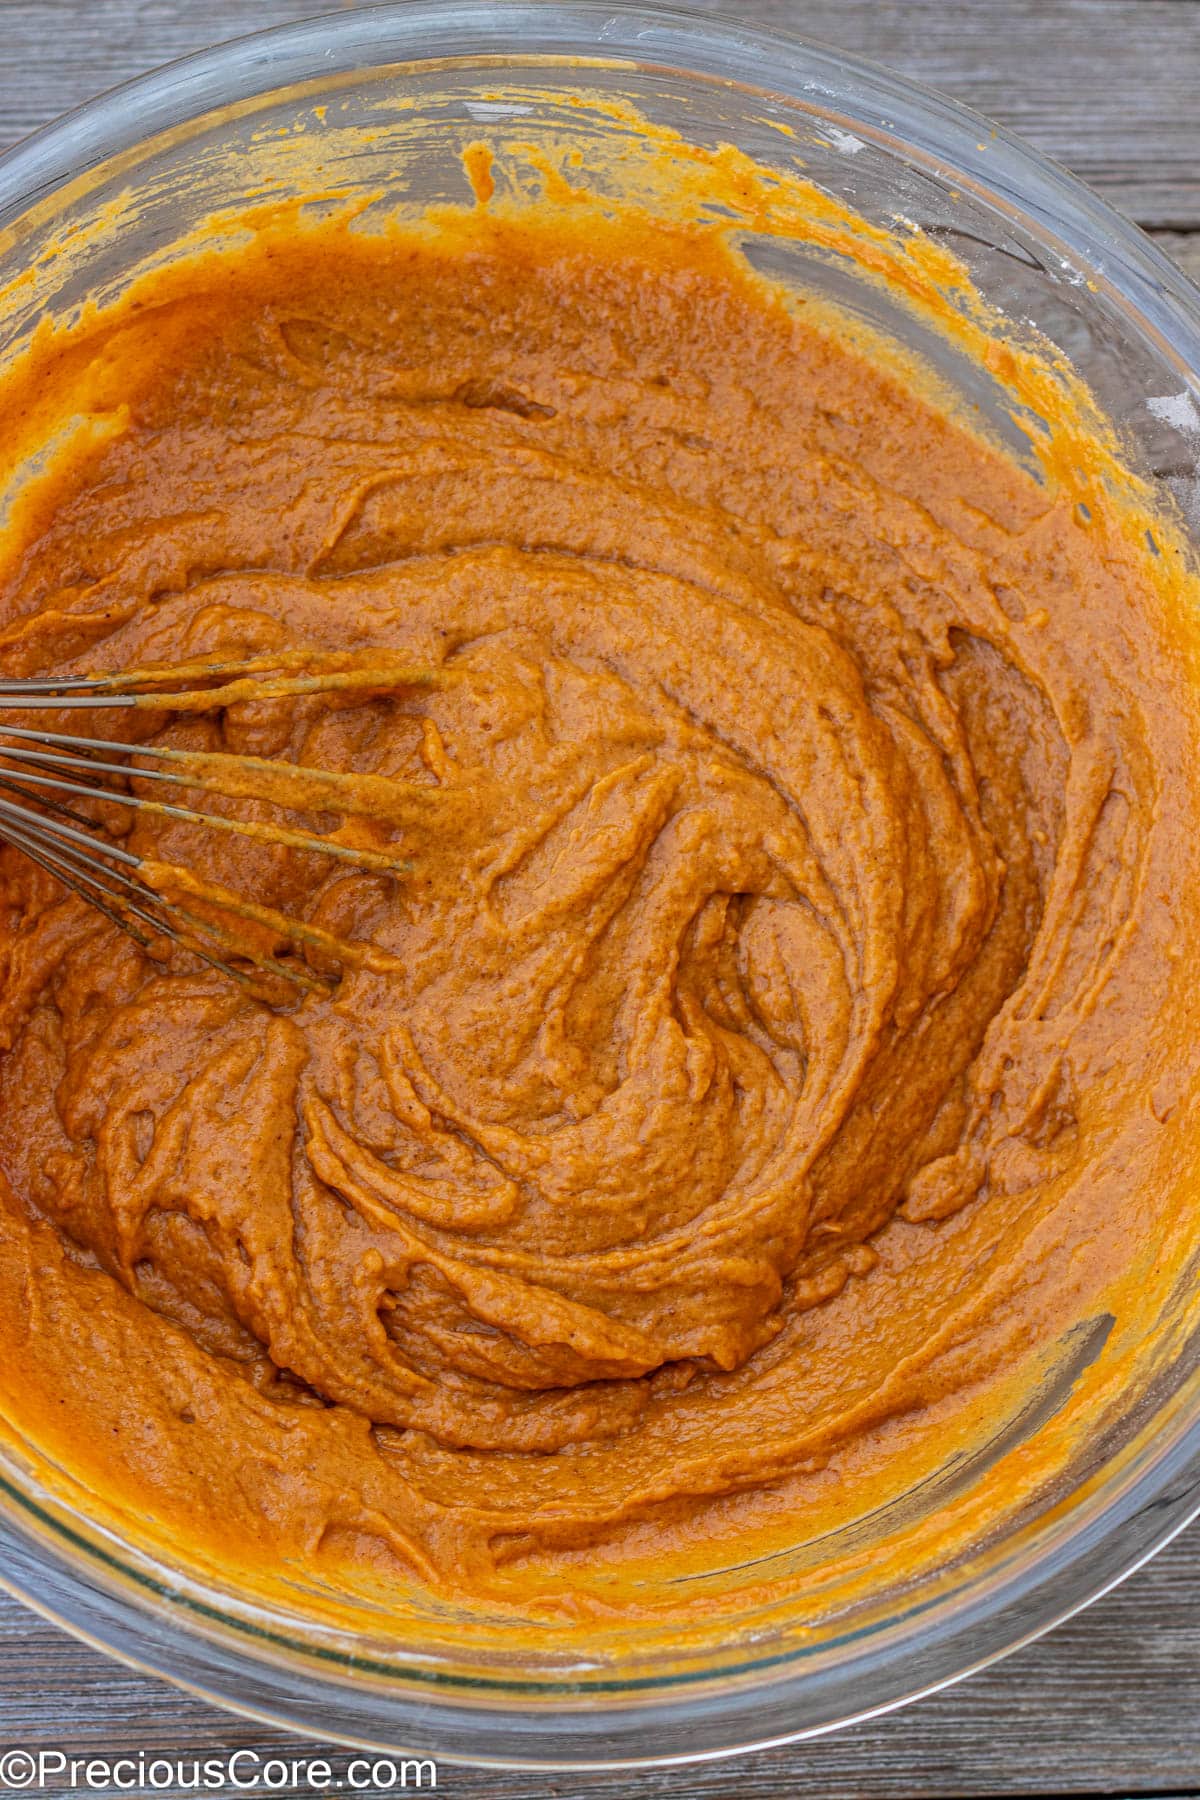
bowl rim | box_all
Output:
[2,0,1200,1768]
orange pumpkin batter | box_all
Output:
[0,167,1198,1647]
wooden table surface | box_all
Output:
[1,3,1199,1795]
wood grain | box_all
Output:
[1,3,1199,1795]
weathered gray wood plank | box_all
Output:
[1,3,1199,1795]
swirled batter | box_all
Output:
[0,179,1198,1640]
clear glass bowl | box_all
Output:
[1,0,1200,1769]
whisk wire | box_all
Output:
[0,652,426,993]
[0,789,331,993]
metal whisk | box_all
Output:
[0,651,431,996]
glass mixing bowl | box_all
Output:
[1,0,1200,1769]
